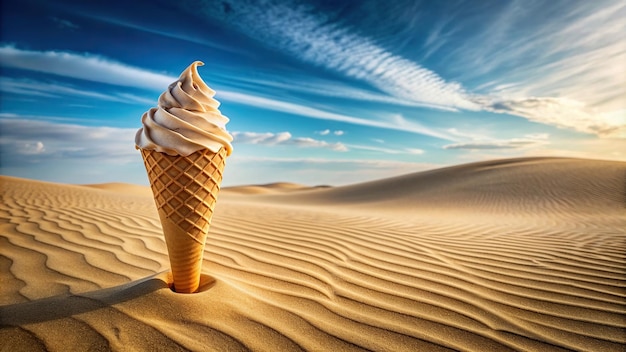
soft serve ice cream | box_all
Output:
[135,61,233,156]
[136,61,233,293]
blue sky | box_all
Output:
[1,0,624,186]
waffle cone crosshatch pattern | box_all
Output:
[141,148,227,242]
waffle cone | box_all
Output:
[140,148,227,293]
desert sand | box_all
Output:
[1,157,625,351]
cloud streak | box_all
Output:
[0,117,138,164]
[182,0,479,111]
[6,41,619,143]
[0,116,437,186]
[347,144,424,155]
[443,133,549,150]
[232,131,347,151]
[478,96,626,138]
[219,90,454,140]
[0,44,174,90]
[0,45,454,140]
[179,0,625,139]
[226,155,439,186]
[474,1,625,110]
[0,77,154,105]
[217,74,462,110]
[313,129,343,136]
[50,16,79,30]
[451,0,626,138]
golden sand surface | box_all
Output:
[1,157,625,351]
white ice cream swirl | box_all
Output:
[135,61,233,156]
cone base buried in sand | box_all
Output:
[160,214,205,293]
[140,148,227,293]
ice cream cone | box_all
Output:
[140,147,227,293]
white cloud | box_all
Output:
[231,155,434,169]
[316,129,343,136]
[188,0,626,139]
[0,118,138,162]
[446,127,489,141]
[405,148,425,155]
[0,45,456,140]
[0,116,436,186]
[225,155,440,186]
[0,112,112,125]
[19,141,46,155]
[0,44,175,90]
[232,131,347,151]
[220,90,455,140]
[421,14,458,61]
[443,133,549,150]
[78,11,243,56]
[347,144,424,155]
[188,0,479,111]
[244,0,623,139]
[480,96,626,138]
[218,74,462,110]
[523,133,550,140]
[451,1,626,137]
[290,137,348,152]
[50,17,79,30]
[0,77,154,105]
[231,131,292,145]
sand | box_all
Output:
[1,157,625,351]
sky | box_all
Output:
[1,0,624,187]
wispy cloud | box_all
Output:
[452,1,626,137]
[479,96,626,138]
[211,71,462,111]
[0,117,137,163]
[19,141,46,155]
[72,10,244,56]
[0,45,455,140]
[219,90,454,140]
[0,116,439,186]
[0,112,112,125]
[50,16,79,30]
[0,77,154,105]
[460,0,625,109]
[443,133,549,150]
[226,155,439,186]
[347,144,424,155]
[316,129,343,136]
[405,148,425,155]
[421,14,459,61]
[188,0,625,140]
[231,155,434,169]
[0,44,174,90]
[232,131,347,151]
[182,0,479,111]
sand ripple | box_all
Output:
[1,158,625,351]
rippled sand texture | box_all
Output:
[1,157,625,351]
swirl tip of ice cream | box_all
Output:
[135,61,233,156]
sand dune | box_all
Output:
[267,157,626,215]
[1,158,625,351]
[222,182,316,195]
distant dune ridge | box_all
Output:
[1,157,625,351]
